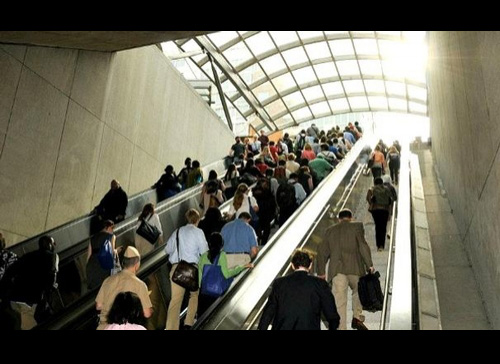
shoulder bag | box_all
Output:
[171,228,199,291]
[136,215,161,244]
[200,254,233,297]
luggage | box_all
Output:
[358,271,384,312]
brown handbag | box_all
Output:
[171,228,199,291]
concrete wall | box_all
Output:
[428,31,500,329]
[0,43,234,246]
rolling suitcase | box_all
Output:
[358,271,384,312]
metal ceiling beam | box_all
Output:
[265,93,428,121]
[207,53,233,131]
[194,36,277,132]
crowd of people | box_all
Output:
[0,120,404,331]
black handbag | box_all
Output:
[136,215,161,244]
[171,228,199,291]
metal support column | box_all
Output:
[208,53,233,131]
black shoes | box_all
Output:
[351,318,369,330]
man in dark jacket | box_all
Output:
[93,179,128,224]
[258,249,340,330]
[1,235,58,329]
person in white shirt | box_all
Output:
[134,203,163,257]
[164,209,208,330]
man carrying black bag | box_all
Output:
[164,209,208,330]
[317,209,375,330]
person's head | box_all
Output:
[165,165,174,174]
[289,172,298,180]
[238,212,252,223]
[381,175,392,185]
[245,159,255,168]
[111,179,120,190]
[106,291,145,327]
[207,232,224,262]
[260,130,265,135]
[291,249,313,271]
[265,168,274,178]
[236,183,249,194]
[375,145,381,152]
[374,177,384,186]
[235,136,241,143]
[355,121,359,126]
[388,146,398,154]
[184,158,192,167]
[269,141,275,147]
[122,246,141,272]
[204,207,223,223]
[320,143,329,151]
[287,153,296,161]
[338,208,353,221]
[139,203,155,221]
[39,235,55,252]
[208,170,218,180]
[103,219,115,233]
[304,143,312,151]
[185,209,201,226]
[284,133,289,139]
[192,160,200,169]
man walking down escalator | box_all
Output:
[317,209,374,330]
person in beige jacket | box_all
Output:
[317,208,374,330]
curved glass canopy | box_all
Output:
[163,31,427,134]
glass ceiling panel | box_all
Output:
[407,85,427,101]
[272,73,297,93]
[283,91,306,108]
[224,42,254,68]
[275,114,294,128]
[292,66,317,86]
[386,81,406,97]
[353,39,379,55]
[298,31,324,41]
[267,98,288,118]
[292,107,313,121]
[388,98,407,110]
[329,98,350,112]
[302,85,324,103]
[260,54,287,75]
[343,80,365,94]
[314,62,338,79]
[310,102,331,117]
[368,96,389,110]
[409,102,427,114]
[323,82,345,97]
[329,39,355,57]
[253,81,277,102]
[324,31,349,37]
[358,60,383,76]
[304,42,331,60]
[245,32,276,58]
[269,31,299,47]
[207,31,239,48]
[349,97,369,109]
[364,80,386,93]
[282,47,309,67]
[336,60,360,77]
[167,31,428,131]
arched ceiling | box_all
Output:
[165,31,428,133]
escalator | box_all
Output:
[35,138,374,329]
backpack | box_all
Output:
[277,183,297,208]
[371,185,393,206]
[97,237,114,270]
[205,180,219,195]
